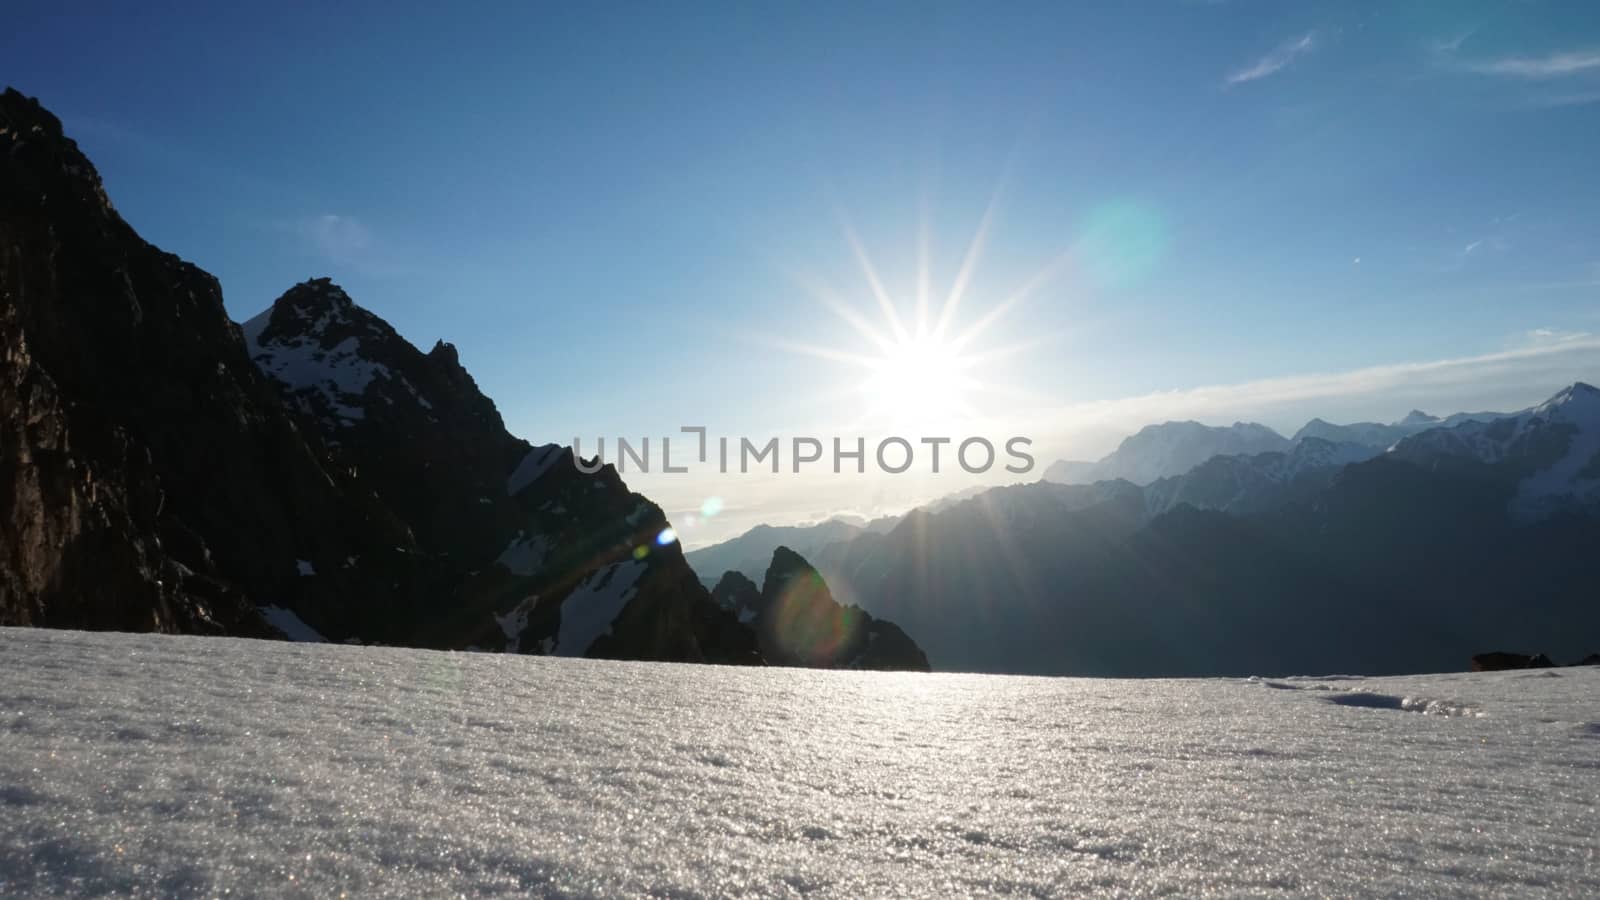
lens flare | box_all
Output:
[656,527,678,546]
[769,571,862,666]
[1076,202,1167,289]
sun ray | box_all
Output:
[836,210,913,345]
[916,191,933,339]
[958,330,1070,369]
[779,266,899,355]
[931,179,1004,342]
[750,335,884,370]
[947,247,1076,354]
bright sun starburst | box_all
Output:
[765,188,1079,434]
[859,335,978,425]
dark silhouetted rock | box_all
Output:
[1470,652,1556,672]
[0,87,757,665]
[716,547,928,671]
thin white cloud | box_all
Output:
[282,213,410,277]
[299,214,374,262]
[1429,31,1474,56]
[1468,49,1600,79]
[1225,33,1316,86]
[1034,335,1600,448]
[1525,328,1592,345]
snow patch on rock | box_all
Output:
[556,560,647,656]
[494,595,539,653]
[495,532,550,577]
[507,444,563,496]
[259,606,325,642]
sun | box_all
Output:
[764,187,1077,434]
[860,335,976,427]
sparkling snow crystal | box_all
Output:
[2,627,1598,896]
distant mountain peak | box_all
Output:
[1398,409,1438,426]
[1046,419,1292,486]
[1538,382,1600,418]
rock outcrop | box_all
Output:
[1470,652,1557,672]
[713,547,929,671]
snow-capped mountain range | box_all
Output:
[1045,406,1519,488]
[1390,382,1600,520]
[1045,420,1293,485]
[719,381,1600,676]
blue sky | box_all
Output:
[7,1,1600,540]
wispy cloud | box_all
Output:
[1467,49,1600,79]
[299,214,374,262]
[1033,336,1600,454]
[1524,328,1592,345]
[1225,32,1316,86]
[282,213,411,277]
[1457,236,1507,261]
[1428,30,1475,56]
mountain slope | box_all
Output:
[1045,420,1291,486]
[686,513,911,585]
[1046,408,1517,490]
[1,86,411,636]
[0,88,758,665]
[235,279,762,662]
[686,518,875,586]
[1389,382,1600,521]
[1142,437,1380,517]
[830,385,1600,676]
[1292,408,1511,449]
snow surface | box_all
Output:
[247,331,383,424]
[2,627,1599,897]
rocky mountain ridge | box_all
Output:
[0,88,760,665]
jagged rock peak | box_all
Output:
[712,569,759,606]
[242,277,394,354]
[1399,409,1438,426]
[428,340,460,366]
[766,545,814,582]
[276,277,355,316]
[1,87,119,222]
[1,87,62,133]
